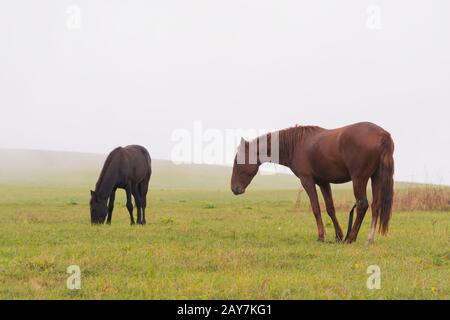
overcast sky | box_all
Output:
[1,1,449,184]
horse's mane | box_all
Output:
[274,125,321,163]
[244,125,322,164]
[279,125,320,146]
[95,147,122,190]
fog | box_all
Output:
[1,1,449,184]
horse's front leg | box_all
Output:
[106,188,116,225]
[319,183,343,242]
[301,178,326,242]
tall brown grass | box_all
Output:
[294,184,450,213]
[393,185,450,212]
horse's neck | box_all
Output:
[95,159,119,199]
[278,132,296,167]
[256,131,297,168]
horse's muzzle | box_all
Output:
[232,186,245,195]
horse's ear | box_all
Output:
[90,190,95,197]
[240,137,246,145]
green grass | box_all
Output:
[0,149,448,299]
[0,183,448,300]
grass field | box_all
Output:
[0,150,449,300]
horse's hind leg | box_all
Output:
[133,184,143,225]
[367,174,381,245]
[126,184,135,225]
[320,183,343,242]
[345,177,369,243]
[139,177,150,225]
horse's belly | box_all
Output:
[323,175,351,184]
[315,171,351,184]
[311,160,351,184]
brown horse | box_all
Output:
[90,145,152,225]
[231,122,394,244]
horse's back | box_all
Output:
[338,122,391,152]
[303,122,391,183]
[120,145,152,181]
[337,122,392,177]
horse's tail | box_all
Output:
[377,132,395,235]
[139,146,152,176]
[345,204,356,240]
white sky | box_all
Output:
[1,1,449,184]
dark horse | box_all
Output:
[231,122,394,244]
[90,145,152,225]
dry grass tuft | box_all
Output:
[294,184,450,213]
[393,185,450,212]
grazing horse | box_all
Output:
[231,122,394,244]
[90,145,152,225]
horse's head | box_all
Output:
[89,190,107,224]
[231,138,260,195]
